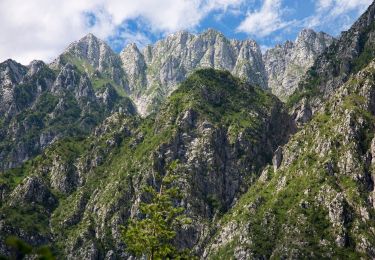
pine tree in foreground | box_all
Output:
[123,171,192,260]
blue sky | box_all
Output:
[0,0,372,64]
[104,0,372,53]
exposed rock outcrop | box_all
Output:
[121,29,267,115]
[264,29,335,100]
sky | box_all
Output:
[0,0,372,65]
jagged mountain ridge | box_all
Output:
[121,29,268,115]
[49,28,334,115]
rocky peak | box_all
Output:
[264,28,335,100]
[294,29,334,61]
[25,60,46,78]
[123,42,139,52]
[120,43,144,66]
[0,59,27,86]
[64,33,117,71]
[296,28,316,40]
[50,33,127,91]
[120,44,146,94]
[290,1,375,121]
[200,28,226,41]
[166,30,192,46]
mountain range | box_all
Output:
[0,1,375,259]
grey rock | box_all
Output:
[52,33,126,88]
[272,147,283,171]
[10,176,57,210]
[264,29,335,100]
[121,29,267,115]
[294,98,313,125]
[292,1,375,123]
[0,59,28,117]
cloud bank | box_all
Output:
[237,0,372,37]
[0,0,243,64]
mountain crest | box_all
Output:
[65,33,116,68]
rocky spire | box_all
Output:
[264,28,335,100]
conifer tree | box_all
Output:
[123,171,191,259]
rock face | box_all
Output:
[0,59,28,117]
[205,60,375,260]
[121,29,267,115]
[264,29,335,100]
[10,176,57,210]
[51,33,127,89]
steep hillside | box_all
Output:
[0,69,294,258]
[205,61,375,259]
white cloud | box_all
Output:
[108,25,152,51]
[305,0,372,32]
[236,0,295,37]
[316,0,334,12]
[0,0,244,64]
[317,0,372,16]
[0,0,99,64]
